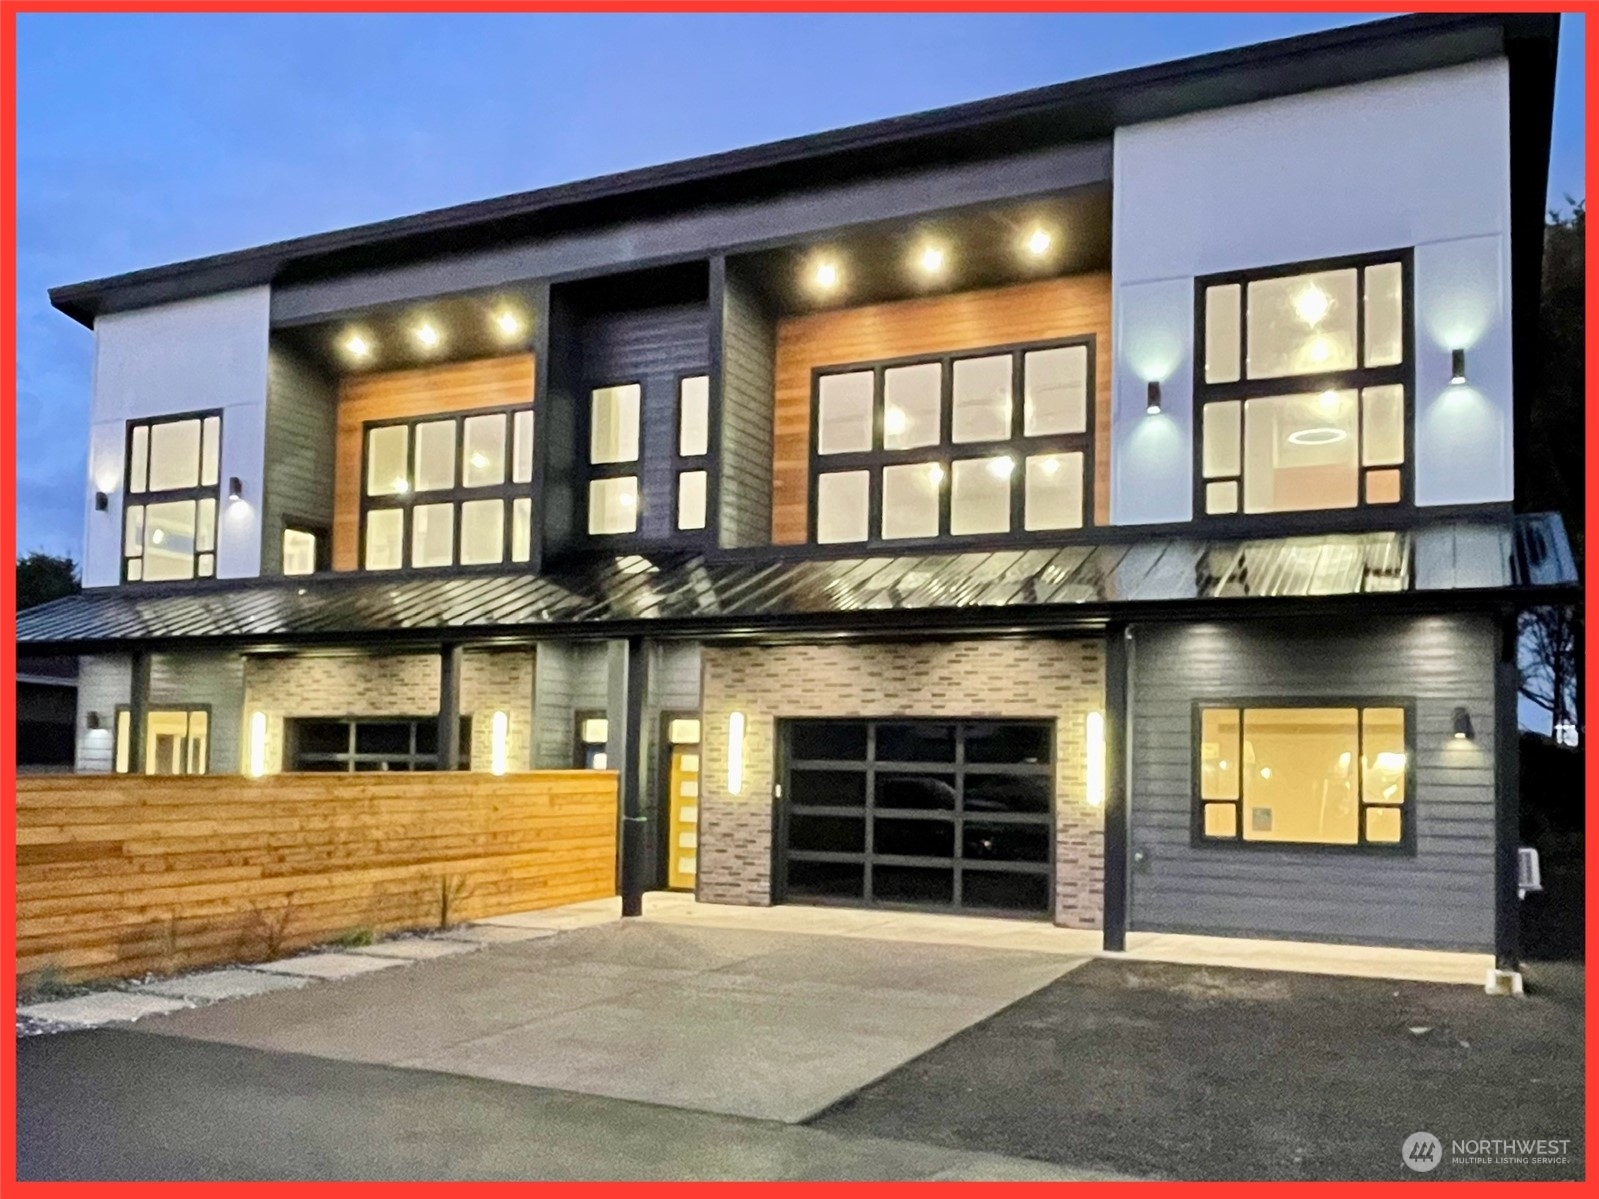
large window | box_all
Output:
[361,406,533,570]
[1195,702,1412,850]
[287,717,471,771]
[810,338,1094,546]
[1196,253,1411,518]
[123,412,222,582]
[587,384,642,536]
[114,707,209,775]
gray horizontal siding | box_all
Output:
[74,651,245,775]
[1128,615,1496,950]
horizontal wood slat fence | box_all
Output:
[17,771,618,985]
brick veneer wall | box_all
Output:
[243,649,535,773]
[698,638,1105,928]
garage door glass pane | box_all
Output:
[789,769,866,806]
[961,871,1050,913]
[876,722,955,761]
[875,819,954,859]
[788,722,868,760]
[787,860,863,900]
[963,821,1050,863]
[962,773,1051,815]
[965,723,1051,763]
[876,774,957,810]
[874,867,953,905]
[789,815,864,853]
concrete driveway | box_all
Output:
[135,920,1082,1123]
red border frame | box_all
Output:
[0,2,1591,1191]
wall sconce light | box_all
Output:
[94,491,109,512]
[1085,711,1106,807]
[228,477,244,503]
[249,711,268,776]
[1450,348,1467,385]
[727,711,746,796]
[1146,381,1162,415]
[490,710,509,776]
[86,711,104,732]
[1452,706,1475,741]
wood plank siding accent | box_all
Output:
[770,273,1112,544]
[331,355,535,571]
[16,771,617,984]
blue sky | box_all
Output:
[14,11,1587,560]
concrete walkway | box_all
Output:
[553,891,1494,985]
[137,919,1083,1123]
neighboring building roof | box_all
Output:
[15,514,1578,654]
[48,12,1558,327]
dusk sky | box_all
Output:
[15,11,1587,561]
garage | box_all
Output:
[776,718,1055,918]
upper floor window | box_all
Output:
[361,405,533,570]
[1196,252,1411,518]
[675,374,710,532]
[123,412,222,582]
[588,384,642,535]
[810,338,1093,546]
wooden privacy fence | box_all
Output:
[16,771,618,984]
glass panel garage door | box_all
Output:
[779,719,1054,918]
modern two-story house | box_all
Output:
[18,13,1576,989]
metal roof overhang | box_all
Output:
[15,516,1579,657]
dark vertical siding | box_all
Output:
[261,347,336,575]
[716,260,775,548]
[533,284,579,566]
[579,305,710,541]
[1128,615,1496,950]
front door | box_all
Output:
[662,715,702,890]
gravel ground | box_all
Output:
[811,957,1585,1181]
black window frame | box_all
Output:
[1192,249,1416,530]
[806,336,1097,550]
[672,370,713,536]
[579,379,645,539]
[121,408,224,584]
[285,715,471,772]
[775,717,1057,919]
[280,518,331,577]
[357,402,534,573]
[1189,696,1417,856]
[574,709,610,769]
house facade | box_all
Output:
[19,14,1576,985]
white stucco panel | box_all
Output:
[82,287,270,584]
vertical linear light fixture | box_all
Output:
[248,711,268,777]
[1085,711,1106,806]
[727,711,746,796]
[490,710,510,776]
